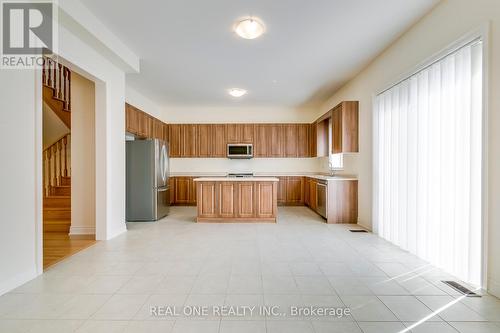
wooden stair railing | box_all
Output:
[43,134,71,197]
[42,57,71,111]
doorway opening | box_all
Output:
[42,57,97,269]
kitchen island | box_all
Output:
[193,177,279,222]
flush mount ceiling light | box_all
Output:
[234,17,265,39]
[228,88,247,97]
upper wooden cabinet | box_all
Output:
[283,124,298,157]
[254,124,283,157]
[226,124,253,143]
[331,101,359,153]
[211,124,226,157]
[125,103,166,142]
[168,124,182,157]
[125,103,140,135]
[283,124,310,158]
[152,118,164,139]
[197,124,212,157]
[309,123,317,157]
[197,124,226,158]
[182,124,198,157]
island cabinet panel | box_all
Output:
[286,177,304,205]
[218,182,236,217]
[168,124,182,157]
[195,180,277,222]
[182,124,198,157]
[197,182,217,218]
[237,182,256,218]
[255,182,277,218]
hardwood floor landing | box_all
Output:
[43,232,97,270]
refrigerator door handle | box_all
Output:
[157,187,168,192]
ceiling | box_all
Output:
[80,0,438,108]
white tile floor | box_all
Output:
[1,206,500,333]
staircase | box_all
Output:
[42,57,72,234]
[43,134,71,233]
[42,57,71,128]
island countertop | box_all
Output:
[193,177,279,182]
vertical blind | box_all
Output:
[373,40,483,286]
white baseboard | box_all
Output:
[488,277,500,298]
[357,222,373,232]
[0,268,38,296]
[69,226,96,235]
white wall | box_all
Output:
[319,0,500,296]
[0,70,41,295]
[0,2,132,294]
[42,103,70,149]
[70,72,96,235]
[126,86,164,122]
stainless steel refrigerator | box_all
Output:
[126,139,169,221]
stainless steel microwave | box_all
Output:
[227,144,253,159]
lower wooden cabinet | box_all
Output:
[171,176,196,205]
[304,177,357,224]
[277,176,304,206]
[237,182,256,218]
[195,180,278,221]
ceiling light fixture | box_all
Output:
[228,88,247,97]
[234,17,265,39]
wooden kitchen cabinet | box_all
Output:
[226,124,253,143]
[196,181,217,218]
[174,177,194,205]
[283,124,299,157]
[197,124,212,157]
[309,178,317,211]
[254,124,283,157]
[217,182,236,217]
[125,103,140,135]
[309,123,317,157]
[277,176,287,205]
[297,124,310,157]
[304,177,310,206]
[168,178,175,204]
[286,177,304,205]
[168,124,182,157]
[182,124,198,157]
[211,124,226,157]
[328,180,358,224]
[332,101,359,153]
[152,118,164,139]
[255,182,277,218]
[237,182,256,218]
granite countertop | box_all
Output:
[193,177,279,182]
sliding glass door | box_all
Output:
[373,39,483,286]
